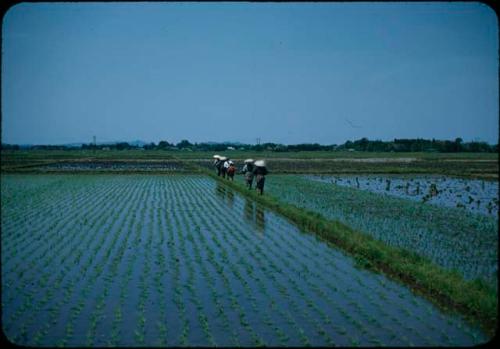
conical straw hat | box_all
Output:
[244,159,254,163]
[219,156,228,161]
[254,160,266,167]
[213,154,221,159]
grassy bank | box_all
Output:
[193,164,497,337]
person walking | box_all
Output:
[220,156,228,179]
[242,159,255,189]
[213,155,222,176]
[253,160,268,195]
[227,160,236,181]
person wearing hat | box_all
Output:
[227,160,236,181]
[213,155,222,176]
[242,159,255,189]
[253,160,268,195]
[220,156,229,178]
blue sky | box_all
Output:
[2,2,498,145]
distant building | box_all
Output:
[103,147,111,151]
[227,146,235,150]
[348,148,355,152]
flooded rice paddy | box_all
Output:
[1,174,488,346]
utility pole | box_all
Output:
[256,137,261,145]
[93,136,96,154]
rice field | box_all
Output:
[265,175,498,289]
[1,174,488,346]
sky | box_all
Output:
[1,2,498,145]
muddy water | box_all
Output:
[1,174,488,346]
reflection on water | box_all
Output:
[215,181,226,201]
[244,196,254,222]
[243,196,266,234]
[215,181,266,234]
[255,204,265,233]
[227,188,234,209]
[215,181,234,208]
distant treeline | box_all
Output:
[1,137,497,153]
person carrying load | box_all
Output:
[227,160,236,181]
[242,159,255,189]
[253,160,268,195]
[220,156,229,178]
[213,155,222,176]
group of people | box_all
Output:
[212,155,268,195]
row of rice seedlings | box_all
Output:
[2,178,119,281]
[18,183,115,284]
[152,179,170,346]
[195,191,319,346]
[84,180,145,347]
[107,188,147,347]
[1,178,108,266]
[172,183,267,346]
[163,194,191,347]
[106,185,145,347]
[207,189,332,344]
[0,176,70,231]
[133,179,156,346]
[188,222,245,346]
[175,206,218,346]
[201,188,346,342]
[216,208,350,346]
[181,179,295,346]
[0,182,53,234]
[50,178,143,345]
[30,178,136,346]
[1,177,101,246]
[178,182,270,346]
[169,191,216,346]
[2,181,118,340]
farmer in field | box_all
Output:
[227,160,236,181]
[213,155,222,176]
[242,159,255,189]
[220,156,228,178]
[253,160,268,195]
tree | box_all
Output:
[158,140,171,149]
[176,139,192,149]
[144,142,156,150]
[454,138,463,152]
